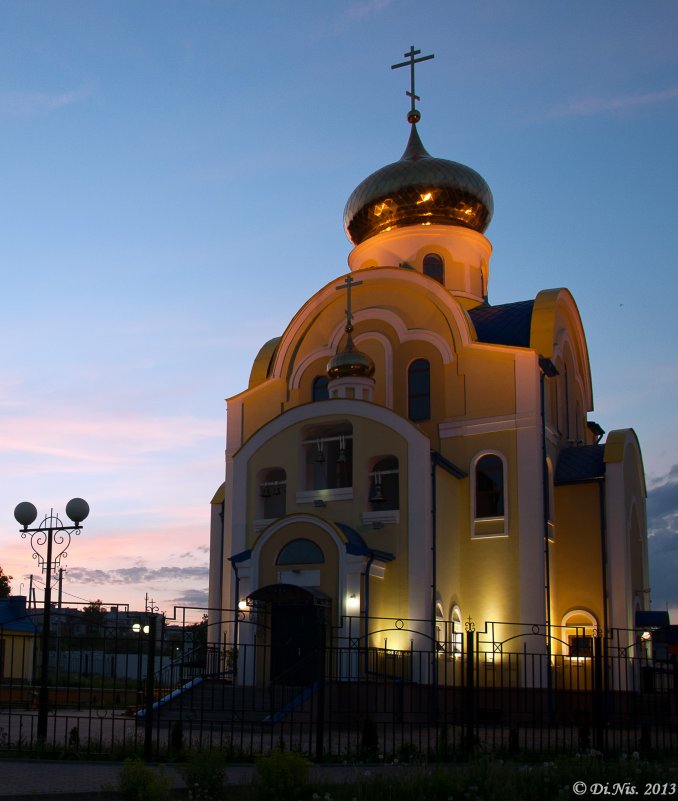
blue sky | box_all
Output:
[0,0,676,620]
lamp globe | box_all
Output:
[65,498,90,525]
[14,502,38,528]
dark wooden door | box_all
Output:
[270,603,322,685]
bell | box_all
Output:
[369,477,385,503]
[337,435,347,464]
[315,440,325,463]
[259,484,271,499]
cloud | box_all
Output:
[647,465,678,609]
[65,564,209,586]
[0,413,217,474]
[0,86,92,118]
[542,86,678,120]
[177,546,210,560]
[166,588,209,607]
[341,0,397,23]
[647,464,678,530]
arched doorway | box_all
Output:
[248,584,330,685]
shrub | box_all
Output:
[183,749,228,801]
[254,749,309,801]
[117,758,172,801]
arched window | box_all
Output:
[408,359,431,421]
[258,467,286,520]
[423,253,444,284]
[276,538,325,565]
[312,375,329,401]
[369,456,399,511]
[562,610,597,659]
[475,454,504,518]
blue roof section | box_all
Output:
[0,597,37,633]
[636,610,670,629]
[334,522,395,562]
[555,445,606,484]
[468,300,535,347]
[229,549,252,563]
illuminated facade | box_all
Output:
[208,74,649,682]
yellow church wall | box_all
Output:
[237,379,287,444]
[442,428,522,629]
[551,482,604,637]
[459,348,517,420]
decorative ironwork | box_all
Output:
[465,616,475,632]
[21,510,77,577]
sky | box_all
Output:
[0,0,676,623]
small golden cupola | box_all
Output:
[326,275,375,401]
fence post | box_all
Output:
[315,618,327,761]
[592,633,605,752]
[464,618,475,751]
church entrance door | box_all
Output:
[248,583,330,686]
[271,602,324,685]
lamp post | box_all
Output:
[133,613,158,760]
[14,498,89,742]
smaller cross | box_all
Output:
[391,45,434,119]
[335,274,363,328]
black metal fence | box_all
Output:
[0,606,675,760]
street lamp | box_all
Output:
[14,498,89,742]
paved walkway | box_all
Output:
[0,759,422,800]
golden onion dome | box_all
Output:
[344,124,493,245]
[327,331,375,380]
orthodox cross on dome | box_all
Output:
[391,45,434,124]
[335,274,363,331]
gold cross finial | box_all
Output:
[335,274,363,331]
[391,45,434,124]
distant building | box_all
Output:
[0,596,36,682]
[208,60,649,685]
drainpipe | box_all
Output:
[362,554,375,675]
[598,479,610,638]
[218,501,225,649]
[430,453,440,720]
[538,357,558,685]
[430,454,438,641]
[229,557,240,680]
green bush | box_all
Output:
[117,758,172,801]
[254,749,309,801]
[183,749,228,801]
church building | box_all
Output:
[208,49,649,684]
